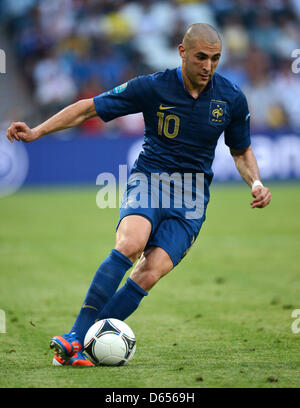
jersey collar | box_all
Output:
[176,66,214,95]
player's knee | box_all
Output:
[115,239,144,263]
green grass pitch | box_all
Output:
[0,183,300,388]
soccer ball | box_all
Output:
[83,318,136,366]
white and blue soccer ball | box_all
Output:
[84,318,136,366]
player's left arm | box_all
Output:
[230,146,271,209]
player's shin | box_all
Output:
[96,277,148,322]
[70,249,133,344]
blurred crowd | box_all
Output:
[1,0,300,136]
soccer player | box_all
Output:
[6,23,271,366]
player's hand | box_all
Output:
[6,122,39,143]
[250,185,271,209]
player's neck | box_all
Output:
[181,68,208,99]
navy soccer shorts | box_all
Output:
[116,173,208,266]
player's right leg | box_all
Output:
[114,214,152,262]
[50,215,152,363]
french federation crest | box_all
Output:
[209,100,228,125]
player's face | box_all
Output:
[179,39,222,89]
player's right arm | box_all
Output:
[7,75,150,143]
[6,98,97,143]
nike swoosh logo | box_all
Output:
[159,104,176,110]
[82,303,98,311]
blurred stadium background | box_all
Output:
[1,1,300,388]
[0,0,300,194]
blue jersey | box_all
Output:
[94,68,251,265]
[93,67,250,185]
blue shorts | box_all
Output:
[116,172,209,266]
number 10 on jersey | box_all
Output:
[157,112,180,139]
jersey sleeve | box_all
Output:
[224,89,251,150]
[93,75,151,122]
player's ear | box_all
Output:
[178,44,185,60]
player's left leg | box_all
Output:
[52,350,95,367]
[129,246,174,291]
